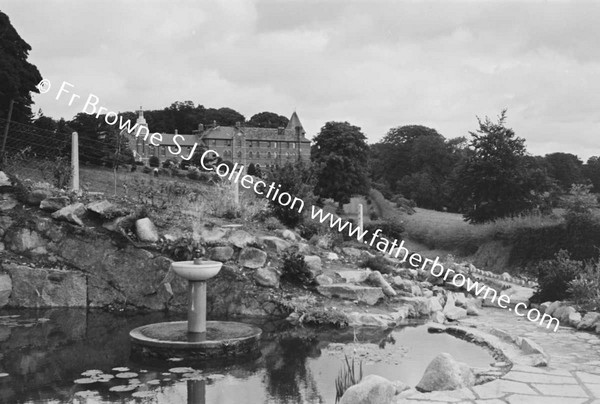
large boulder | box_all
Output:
[504,286,535,306]
[443,306,468,321]
[86,200,114,216]
[207,246,234,262]
[51,203,85,226]
[228,230,256,249]
[0,194,17,211]
[3,264,86,307]
[238,247,267,269]
[303,255,323,277]
[577,312,600,330]
[259,236,291,253]
[337,270,370,283]
[0,273,11,307]
[200,226,227,243]
[26,187,53,206]
[340,374,396,404]
[40,197,70,212]
[5,228,45,253]
[0,172,11,187]
[135,218,159,242]
[342,247,362,258]
[553,305,577,324]
[253,267,280,288]
[416,353,475,392]
[396,296,431,317]
[317,284,384,306]
[367,271,396,297]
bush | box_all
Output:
[298,220,324,240]
[281,252,314,286]
[363,219,405,243]
[149,156,160,168]
[359,255,393,274]
[264,216,284,231]
[531,250,582,303]
[569,261,600,309]
[301,308,348,328]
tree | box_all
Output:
[248,111,289,128]
[456,110,549,223]
[311,121,370,209]
[583,156,600,193]
[0,11,43,123]
[544,152,584,192]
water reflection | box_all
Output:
[0,309,495,404]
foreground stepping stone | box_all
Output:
[317,283,384,305]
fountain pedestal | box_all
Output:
[129,260,262,361]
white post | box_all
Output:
[71,132,80,193]
[233,179,239,206]
[358,203,364,242]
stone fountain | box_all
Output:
[130,252,262,360]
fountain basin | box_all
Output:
[129,321,262,360]
[171,260,222,281]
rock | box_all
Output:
[200,226,227,243]
[0,273,11,307]
[238,247,267,269]
[342,247,362,257]
[312,234,332,249]
[454,293,467,308]
[0,194,17,211]
[253,267,280,288]
[6,228,45,253]
[501,272,511,281]
[504,286,535,306]
[577,312,600,330]
[466,301,480,316]
[40,197,70,212]
[553,305,577,324]
[396,296,431,317]
[303,255,322,277]
[259,236,291,253]
[0,172,11,187]
[518,337,546,356]
[346,312,391,328]
[368,271,396,296]
[416,353,475,392]
[443,293,456,311]
[317,284,384,306]
[207,246,234,262]
[0,216,13,235]
[228,230,256,249]
[539,301,552,314]
[443,306,468,321]
[393,380,411,394]
[275,229,296,241]
[135,218,159,242]
[393,277,414,292]
[429,296,443,312]
[337,270,371,283]
[411,284,423,296]
[568,311,582,327]
[3,264,86,307]
[102,214,135,232]
[86,200,114,216]
[297,242,311,254]
[26,187,53,206]
[325,252,339,260]
[51,203,85,226]
[340,374,396,404]
[544,301,562,317]
[315,274,333,286]
[431,311,446,324]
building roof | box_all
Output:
[200,126,310,143]
[159,133,198,146]
[286,111,304,134]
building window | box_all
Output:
[249,151,253,158]
[267,152,271,159]
[267,141,271,148]
[161,147,167,157]
[256,151,260,158]
[211,139,216,145]
[292,143,296,149]
[237,151,242,158]
[248,141,252,147]
[226,140,232,146]
[287,143,291,149]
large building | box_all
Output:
[124,109,311,170]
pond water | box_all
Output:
[0,309,495,404]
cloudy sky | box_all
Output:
[4,0,600,160]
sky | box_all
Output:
[3,0,600,160]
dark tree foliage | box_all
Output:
[311,121,370,209]
[583,156,600,193]
[0,11,42,123]
[247,111,289,128]
[544,152,584,192]
[456,110,551,223]
[140,102,246,133]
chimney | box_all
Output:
[235,121,241,128]
[175,129,178,135]
[212,120,217,128]
[278,127,284,136]
[198,123,204,132]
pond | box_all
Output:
[0,309,496,404]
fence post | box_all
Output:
[71,131,80,193]
[358,203,364,242]
[232,177,239,206]
[0,99,15,168]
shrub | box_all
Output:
[363,219,405,243]
[264,216,284,231]
[149,156,160,168]
[531,250,582,303]
[569,261,600,308]
[159,236,204,261]
[298,220,324,240]
[301,308,349,328]
[359,256,394,274]
[281,252,314,286]
[369,211,379,220]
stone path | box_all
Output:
[395,306,600,403]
